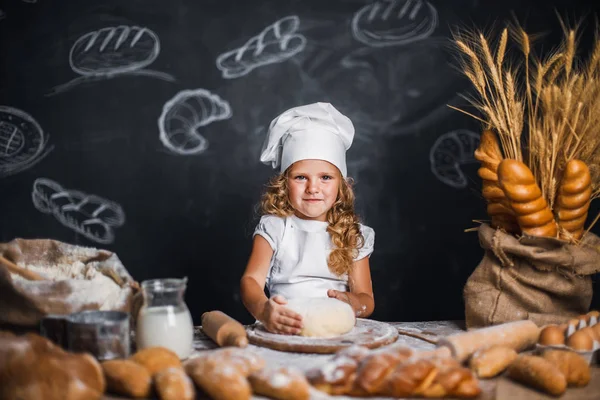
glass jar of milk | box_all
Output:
[136,278,194,359]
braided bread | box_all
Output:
[555,159,591,241]
[474,130,520,233]
[497,159,558,237]
[306,345,481,398]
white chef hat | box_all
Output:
[259,102,355,177]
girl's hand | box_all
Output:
[327,289,365,317]
[260,295,303,335]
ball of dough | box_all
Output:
[285,297,356,338]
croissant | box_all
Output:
[474,130,520,233]
[555,159,591,241]
[306,345,481,398]
[497,159,558,237]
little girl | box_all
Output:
[240,102,375,335]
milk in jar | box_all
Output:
[136,278,194,359]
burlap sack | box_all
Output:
[0,238,139,328]
[464,224,600,329]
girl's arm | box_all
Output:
[328,257,375,318]
[240,236,302,333]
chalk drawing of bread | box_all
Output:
[352,0,438,47]
[158,89,232,155]
[69,25,160,76]
[0,106,53,178]
[429,129,480,189]
[216,15,306,79]
[32,178,125,244]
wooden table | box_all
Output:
[104,320,600,400]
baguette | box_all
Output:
[507,355,567,396]
[541,349,590,387]
[468,345,518,378]
[555,159,591,240]
[497,159,558,237]
[475,130,520,233]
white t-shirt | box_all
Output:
[253,214,375,300]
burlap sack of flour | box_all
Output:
[0,238,139,327]
[464,223,600,329]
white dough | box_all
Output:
[285,297,356,338]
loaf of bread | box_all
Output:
[129,346,182,376]
[507,354,567,396]
[555,159,591,241]
[0,332,105,400]
[248,366,310,400]
[475,129,520,233]
[184,347,266,400]
[541,349,590,387]
[101,359,152,398]
[154,367,196,400]
[497,159,558,237]
[468,345,517,378]
[306,345,481,398]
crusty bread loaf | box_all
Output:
[129,347,182,377]
[475,130,520,233]
[101,359,152,398]
[507,355,567,396]
[248,366,310,400]
[555,159,591,241]
[497,159,558,237]
[306,345,481,398]
[154,367,195,400]
[541,349,590,387]
[468,345,518,378]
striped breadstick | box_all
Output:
[497,160,558,238]
[555,159,591,240]
[474,130,520,233]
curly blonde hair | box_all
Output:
[260,170,364,276]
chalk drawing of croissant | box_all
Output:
[0,106,53,178]
[32,178,126,244]
[158,88,232,155]
[216,15,307,79]
[47,25,175,96]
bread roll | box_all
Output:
[101,359,152,398]
[507,355,567,396]
[468,345,518,378]
[248,367,310,400]
[541,349,590,387]
[497,159,558,237]
[556,159,591,240]
[154,367,195,400]
[474,130,520,233]
[130,347,182,376]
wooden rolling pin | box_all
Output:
[436,320,540,363]
[201,310,248,348]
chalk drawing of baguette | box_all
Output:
[47,25,175,96]
[216,15,306,79]
[32,178,126,244]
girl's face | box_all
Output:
[287,159,340,221]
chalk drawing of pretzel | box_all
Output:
[352,0,438,47]
[429,129,480,189]
[32,178,126,244]
[48,25,175,96]
[0,106,53,178]
[216,15,306,79]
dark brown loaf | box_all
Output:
[556,159,592,240]
[474,130,520,233]
[497,159,558,237]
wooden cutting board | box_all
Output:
[246,318,399,354]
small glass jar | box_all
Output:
[135,277,194,359]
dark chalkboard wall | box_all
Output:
[1,0,599,325]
